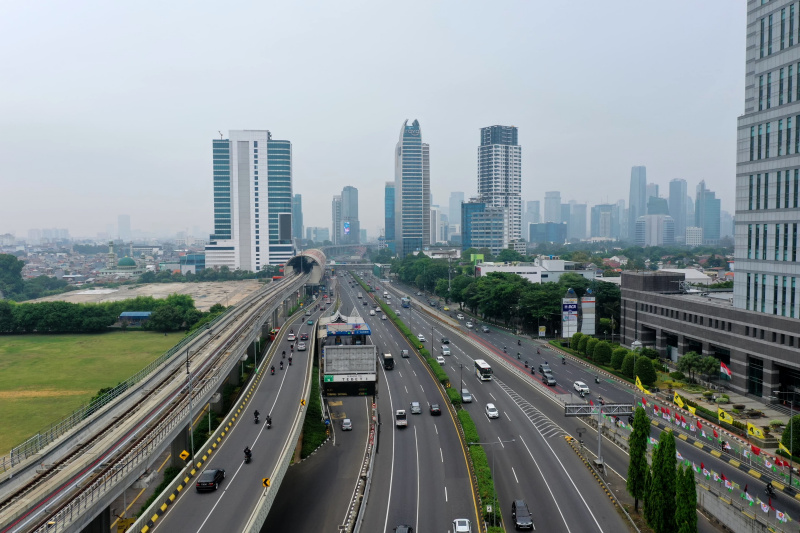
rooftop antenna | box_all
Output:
[218,131,224,139]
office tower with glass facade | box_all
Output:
[695,181,721,244]
[292,194,303,244]
[568,203,587,241]
[341,186,360,245]
[590,204,620,239]
[544,191,562,223]
[628,166,647,240]
[668,179,688,242]
[331,195,342,245]
[477,125,522,240]
[385,182,395,253]
[205,130,293,270]
[394,119,430,257]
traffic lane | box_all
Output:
[151,317,313,533]
[260,396,371,532]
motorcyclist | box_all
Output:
[290,328,293,334]
[267,414,272,425]
[289,356,293,365]
[518,339,521,346]
[244,446,252,459]
[503,346,507,353]
[595,375,600,383]
[254,410,260,420]
[562,356,566,364]
[537,348,541,355]
[517,352,521,359]
[767,481,775,496]
[271,365,275,375]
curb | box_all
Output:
[565,436,618,508]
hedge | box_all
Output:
[458,411,497,523]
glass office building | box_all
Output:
[393,119,430,257]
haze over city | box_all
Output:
[2,1,743,239]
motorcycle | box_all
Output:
[267,416,272,429]
[524,360,528,368]
[244,449,252,464]
[597,396,605,405]
[280,361,284,370]
[282,351,286,359]
[562,357,566,365]
[517,339,521,346]
[766,484,776,498]
[271,366,275,375]
[289,357,293,366]
[579,391,586,398]
[595,376,600,384]
[254,414,260,424]
[517,352,521,359]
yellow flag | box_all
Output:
[687,405,696,415]
[747,422,766,439]
[636,376,652,395]
[718,408,734,424]
[674,392,684,409]
[780,442,791,455]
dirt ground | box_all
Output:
[29,280,264,311]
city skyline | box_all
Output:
[1,2,743,239]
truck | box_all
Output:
[383,291,389,298]
[357,292,363,299]
[383,352,394,370]
[395,409,408,427]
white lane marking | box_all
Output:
[490,393,497,401]
[434,424,438,435]
[413,370,417,377]
[517,436,573,533]
[512,467,519,483]
[498,436,505,449]
[340,396,371,525]
[405,385,408,394]
[380,361,398,533]
[445,486,448,502]
[505,412,511,422]
[415,425,420,533]
[440,448,444,462]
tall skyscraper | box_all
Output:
[590,204,620,239]
[385,182,395,254]
[544,191,562,222]
[695,181,721,244]
[525,201,540,226]
[668,179,688,242]
[205,130,293,271]
[118,215,131,241]
[331,195,342,245]
[394,119,430,257]
[568,203,587,241]
[477,125,522,240]
[341,186,360,244]
[292,194,303,243]
[628,166,647,240]
[449,192,465,229]
[646,183,659,203]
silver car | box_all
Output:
[410,401,422,414]
[461,389,472,403]
[341,418,353,431]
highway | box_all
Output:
[338,273,480,532]
[380,276,800,528]
[149,307,320,533]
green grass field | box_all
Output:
[0,331,184,454]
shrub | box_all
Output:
[669,371,686,381]
[621,353,636,378]
[634,357,657,386]
[594,341,612,366]
[702,391,713,397]
[731,408,740,415]
[715,397,728,404]
[586,338,599,359]
[611,348,628,370]
[721,394,730,400]
[571,332,584,349]
[578,336,589,354]
[446,387,462,407]
[771,419,785,427]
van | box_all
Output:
[395,409,408,427]
[511,500,533,530]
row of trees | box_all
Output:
[0,254,76,301]
[137,265,280,284]
[0,294,224,334]
[570,332,659,385]
[628,408,698,533]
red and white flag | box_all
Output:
[721,362,733,378]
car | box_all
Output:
[452,518,472,533]
[485,403,499,419]
[401,349,410,358]
[456,313,464,320]
[437,355,446,365]
[542,374,557,386]
[300,333,309,340]
[441,337,450,344]
[417,334,426,342]
[287,333,296,341]
[341,418,353,431]
[429,301,438,307]
[443,306,450,311]
[441,345,451,356]
[481,325,490,333]
[538,363,552,376]
[196,468,225,492]
[416,291,422,296]
[430,403,441,415]
[465,322,474,329]
[369,310,376,316]
[395,310,401,316]
[511,500,534,530]
[461,389,472,403]
[574,381,590,394]
[307,319,314,325]
[297,342,306,351]
[394,526,414,533]
[362,300,368,305]
[381,314,388,320]
[305,310,312,316]
[410,401,422,414]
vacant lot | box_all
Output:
[0,331,183,454]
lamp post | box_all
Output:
[468,439,515,526]
[773,389,795,488]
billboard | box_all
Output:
[581,296,596,335]
[562,297,579,337]
[343,221,350,235]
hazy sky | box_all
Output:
[1,1,745,239]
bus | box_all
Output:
[474,359,493,381]
[401,297,411,308]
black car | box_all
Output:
[511,499,534,530]
[538,363,552,376]
[430,404,442,416]
[300,333,309,341]
[441,337,450,344]
[196,468,225,492]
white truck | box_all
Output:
[395,409,408,427]
[357,292,363,299]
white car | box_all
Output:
[437,355,446,365]
[441,345,451,355]
[417,334,426,342]
[369,310,376,316]
[573,381,590,394]
[465,322,474,329]
[381,314,388,320]
[456,313,464,320]
[297,342,306,351]
[287,333,296,341]
[485,403,499,419]
[453,518,472,533]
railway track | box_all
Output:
[0,272,308,533]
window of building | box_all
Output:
[727,322,732,332]
[754,273,759,310]
[792,277,797,318]
[757,175,762,209]
[792,4,796,46]
[776,224,781,260]
[770,14,774,55]
[791,67,795,104]
[766,173,770,209]
[759,124,763,159]
[761,17,766,57]
[787,172,792,208]
[768,75,773,109]
[762,274,768,313]
[783,276,788,316]
[780,120,784,155]
[748,357,764,397]
[760,76,765,111]
[764,225,769,260]
[748,224,753,259]
[749,175,754,209]
[786,223,791,260]
[781,70,786,105]
[766,122,771,156]
[775,276,780,315]
[782,8,787,50]
[778,172,782,207]
[795,171,799,207]
[745,325,750,336]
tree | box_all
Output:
[698,355,721,379]
[611,348,628,370]
[496,248,524,262]
[635,357,658,386]
[586,338,599,359]
[144,305,185,332]
[571,332,584,350]
[578,335,589,354]
[643,467,654,525]
[782,414,800,456]
[623,353,637,379]
[627,407,650,512]
[676,351,703,382]
[676,465,698,533]
[640,347,660,360]
[594,341,612,366]
[0,253,25,299]
[648,430,677,533]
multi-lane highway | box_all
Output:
[336,274,480,532]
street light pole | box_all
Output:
[469,439,515,526]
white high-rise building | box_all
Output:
[331,195,342,245]
[477,125,522,241]
[394,119,430,257]
[628,166,647,240]
[205,130,293,270]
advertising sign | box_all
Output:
[562,297,579,337]
[538,326,546,337]
[343,221,350,235]
[581,296,596,335]
[326,374,376,382]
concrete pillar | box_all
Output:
[170,427,189,468]
[229,360,242,386]
[677,334,689,356]
[655,329,667,359]
[701,342,713,357]
[80,506,110,533]
[762,358,779,398]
